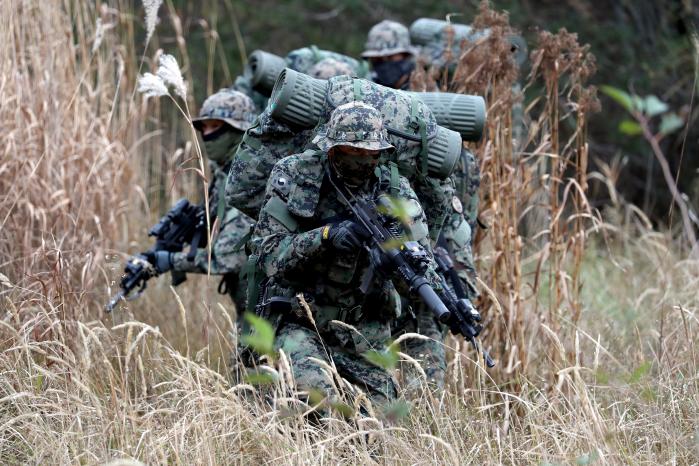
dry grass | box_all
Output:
[0,1,697,464]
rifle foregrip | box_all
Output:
[416,283,451,323]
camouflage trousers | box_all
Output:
[275,319,398,407]
[393,305,447,393]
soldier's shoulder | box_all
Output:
[269,150,325,199]
[274,149,325,178]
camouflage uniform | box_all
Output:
[233,46,369,111]
[226,75,455,393]
[394,152,481,392]
[226,75,453,240]
[285,46,369,78]
[249,103,445,405]
[362,20,417,90]
[442,148,480,291]
[170,89,257,312]
[361,20,417,58]
[308,58,354,80]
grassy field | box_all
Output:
[0,1,697,464]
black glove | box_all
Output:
[322,220,370,253]
[143,251,173,274]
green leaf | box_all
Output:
[377,196,412,226]
[595,370,610,385]
[329,401,355,418]
[631,95,645,113]
[307,389,326,406]
[618,119,642,136]
[364,349,398,370]
[383,400,411,423]
[241,312,276,359]
[642,95,669,117]
[33,374,44,391]
[600,85,633,112]
[363,341,399,370]
[659,112,684,135]
[627,361,651,384]
[244,371,278,386]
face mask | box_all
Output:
[202,126,243,164]
[329,151,379,187]
[372,58,415,89]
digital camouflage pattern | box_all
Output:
[393,304,447,391]
[286,46,370,78]
[396,148,482,390]
[231,74,270,113]
[452,148,481,230]
[192,88,257,132]
[171,89,258,311]
[276,321,397,405]
[226,75,452,239]
[312,101,394,152]
[362,20,417,58]
[249,147,446,404]
[226,110,314,219]
[442,147,480,294]
[308,58,355,80]
[171,160,255,311]
[225,77,478,393]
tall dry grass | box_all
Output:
[0,1,697,464]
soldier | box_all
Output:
[308,58,354,80]
[394,148,481,391]
[445,148,480,287]
[226,71,481,391]
[145,89,257,313]
[362,20,418,90]
[248,102,451,406]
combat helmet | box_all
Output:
[192,88,258,132]
[312,102,394,152]
[308,58,355,80]
[361,20,417,58]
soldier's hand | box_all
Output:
[143,251,173,274]
[322,220,370,253]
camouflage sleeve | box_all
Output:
[225,110,301,220]
[445,148,481,297]
[171,208,253,275]
[394,176,444,295]
[453,148,481,232]
[441,209,478,298]
[251,164,326,279]
[411,174,454,243]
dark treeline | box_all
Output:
[139,0,698,232]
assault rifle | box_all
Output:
[328,169,494,367]
[327,169,451,324]
[105,199,207,312]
